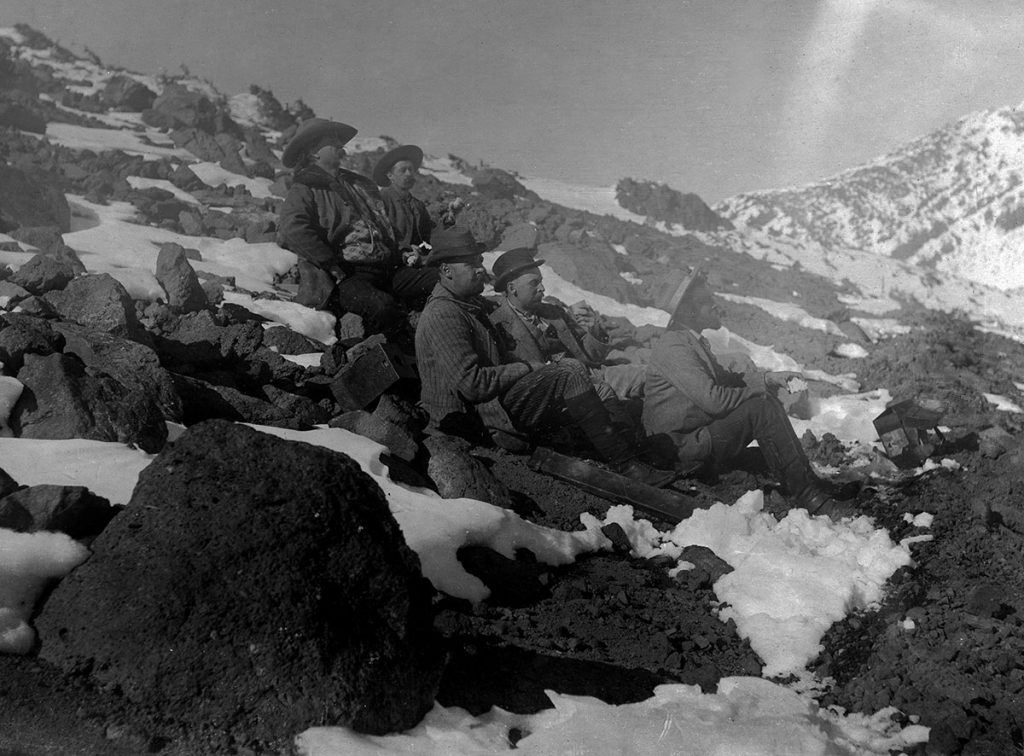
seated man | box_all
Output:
[373,144,435,270]
[487,248,645,402]
[277,119,437,336]
[642,266,843,515]
[415,228,674,488]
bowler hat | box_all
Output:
[423,227,487,266]
[491,248,546,292]
[665,264,708,330]
[282,118,358,169]
[373,144,424,186]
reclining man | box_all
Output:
[487,248,645,402]
[642,266,848,516]
[415,228,675,488]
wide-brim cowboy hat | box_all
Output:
[423,227,487,266]
[373,144,424,187]
[665,264,708,330]
[282,118,358,169]
[491,247,546,291]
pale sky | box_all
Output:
[6,0,1024,201]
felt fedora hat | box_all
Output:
[665,264,708,330]
[491,248,546,292]
[423,227,487,266]
[373,144,424,186]
[282,118,358,169]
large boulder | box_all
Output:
[0,165,70,233]
[9,352,167,453]
[36,421,445,748]
[43,273,148,342]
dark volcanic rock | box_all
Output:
[424,434,513,508]
[8,253,75,295]
[0,485,117,540]
[52,321,183,422]
[262,325,323,355]
[0,165,70,233]
[0,314,65,373]
[43,274,147,342]
[329,410,419,462]
[36,420,445,747]
[154,242,208,312]
[10,352,167,453]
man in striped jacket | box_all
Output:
[414,227,674,488]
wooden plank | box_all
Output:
[528,447,703,525]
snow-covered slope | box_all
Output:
[715,106,1024,295]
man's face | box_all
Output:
[688,285,721,331]
[312,136,347,173]
[443,256,485,298]
[387,159,418,191]
[507,268,545,312]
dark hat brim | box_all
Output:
[282,119,358,169]
[423,241,487,267]
[493,259,546,292]
[373,144,424,186]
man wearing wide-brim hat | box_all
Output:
[373,145,435,261]
[487,248,646,403]
[276,119,438,336]
[414,228,675,488]
[642,266,854,517]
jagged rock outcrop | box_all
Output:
[36,421,446,747]
[616,177,732,231]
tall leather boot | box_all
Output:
[754,397,830,511]
[564,392,677,488]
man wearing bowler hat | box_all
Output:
[415,228,675,488]
[487,248,646,403]
[642,266,853,516]
[374,144,434,263]
[277,119,438,336]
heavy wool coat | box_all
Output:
[642,328,768,436]
[277,165,399,308]
[415,283,529,442]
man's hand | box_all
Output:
[569,302,601,335]
[765,371,805,392]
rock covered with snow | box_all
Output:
[36,420,446,749]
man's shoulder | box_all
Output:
[652,328,703,354]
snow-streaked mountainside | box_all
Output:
[715,105,1024,297]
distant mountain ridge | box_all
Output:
[714,106,1024,294]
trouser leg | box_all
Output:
[705,395,816,497]
[502,359,631,465]
[335,275,403,335]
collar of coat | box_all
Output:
[293,165,376,192]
